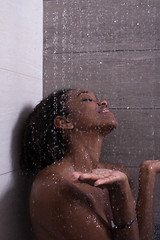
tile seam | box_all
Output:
[44,48,160,56]
[0,67,41,80]
[0,169,19,176]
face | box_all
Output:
[66,89,118,135]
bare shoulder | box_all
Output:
[30,163,70,201]
[29,163,74,230]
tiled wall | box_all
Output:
[43,0,160,224]
[0,1,43,240]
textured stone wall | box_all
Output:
[43,0,160,224]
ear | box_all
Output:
[54,116,74,130]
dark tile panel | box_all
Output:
[43,51,160,108]
[99,165,160,224]
[154,174,160,224]
[126,167,160,225]
[100,109,160,168]
[44,0,160,53]
[127,167,139,197]
[101,110,160,223]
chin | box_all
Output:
[98,120,118,136]
[112,119,118,128]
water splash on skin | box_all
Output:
[86,215,101,228]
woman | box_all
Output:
[22,88,160,240]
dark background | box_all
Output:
[43,0,160,225]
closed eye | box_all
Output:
[82,98,93,102]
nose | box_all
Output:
[98,100,108,107]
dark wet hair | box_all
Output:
[21,89,72,175]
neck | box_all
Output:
[64,130,104,172]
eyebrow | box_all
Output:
[77,91,99,102]
[77,91,89,96]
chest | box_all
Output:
[70,182,113,223]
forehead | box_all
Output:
[68,89,96,100]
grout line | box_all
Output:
[44,48,160,56]
[110,107,160,110]
[0,67,41,80]
[125,166,140,169]
[0,169,19,176]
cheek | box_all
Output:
[69,108,96,128]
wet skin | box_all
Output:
[30,89,160,240]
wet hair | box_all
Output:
[21,89,72,175]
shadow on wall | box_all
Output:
[0,106,35,240]
[1,105,159,240]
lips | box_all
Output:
[99,107,110,113]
